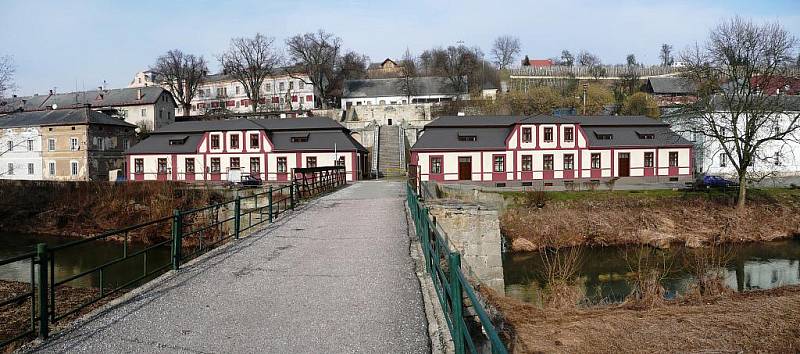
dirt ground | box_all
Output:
[483,285,800,353]
[501,188,800,251]
[0,280,109,352]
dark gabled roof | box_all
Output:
[411,127,512,151]
[552,115,667,126]
[426,115,524,128]
[269,130,367,152]
[646,77,696,95]
[251,117,345,131]
[581,126,692,147]
[343,76,465,98]
[0,108,136,128]
[0,86,175,113]
[152,119,263,133]
[125,134,204,154]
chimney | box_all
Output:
[137,88,143,100]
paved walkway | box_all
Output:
[31,181,429,353]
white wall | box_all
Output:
[0,127,43,180]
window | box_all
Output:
[210,135,220,149]
[70,138,79,151]
[27,163,34,175]
[306,156,317,168]
[719,154,727,167]
[230,135,240,149]
[70,161,79,176]
[141,108,147,117]
[521,127,532,143]
[6,163,13,175]
[230,157,240,169]
[493,156,505,172]
[591,153,601,169]
[543,127,553,142]
[564,127,574,142]
[291,135,309,143]
[6,141,11,151]
[279,82,285,91]
[48,138,56,151]
[299,81,304,89]
[595,133,613,140]
[27,140,33,151]
[123,138,130,150]
[265,83,271,92]
[185,158,195,173]
[277,157,287,173]
[134,159,144,173]
[521,155,532,171]
[157,158,168,173]
[250,157,260,173]
[211,158,221,172]
[289,81,294,90]
[250,134,259,149]
[543,154,554,171]
[638,133,655,140]
[457,134,477,142]
[48,161,56,176]
[669,152,679,167]
[644,152,654,167]
[430,157,442,174]
[336,156,345,166]
[564,154,574,170]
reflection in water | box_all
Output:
[504,238,800,304]
[0,233,171,289]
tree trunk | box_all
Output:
[182,103,192,117]
[251,93,258,113]
[736,172,747,210]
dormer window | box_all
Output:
[457,133,477,142]
[291,134,309,143]
[594,132,613,140]
[636,132,655,140]
[169,136,189,145]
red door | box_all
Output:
[458,157,472,181]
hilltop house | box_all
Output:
[0,108,136,181]
[410,115,693,186]
[125,117,368,182]
[0,87,177,130]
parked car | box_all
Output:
[237,175,263,187]
[700,175,739,188]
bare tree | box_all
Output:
[681,17,800,209]
[150,50,208,117]
[0,55,15,98]
[626,54,638,66]
[219,33,282,113]
[442,45,481,94]
[286,30,341,109]
[398,48,418,103]
[490,35,521,70]
[326,50,369,105]
[561,50,574,67]
[577,50,600,66]
[660,44,675,67]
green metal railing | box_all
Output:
[0,166,347,348]
[406,182,508,354]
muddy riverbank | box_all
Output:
[501,188,800,251]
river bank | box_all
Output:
[482,284,800,353]
[500,188,800,251]
[0,181,223,244]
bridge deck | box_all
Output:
[30,181,429,353]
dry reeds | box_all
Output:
[622,245,675,309]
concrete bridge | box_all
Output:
[27,181,430,353]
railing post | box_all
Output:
[422,208,432,274]
[268,185,274,223]
[35,243,49,339]
[449,252,464,354]
[171,209,182,270]
[289,181,295,210]
[234,196,241,239]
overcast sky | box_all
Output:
[1,0,798,95]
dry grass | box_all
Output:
[501,189,800,251]
[620,246,675,309]
[482,284,800,353]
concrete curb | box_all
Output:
[405,201,454,354]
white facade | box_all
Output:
[341,93,463,109]
[0,127,43,180]
[181,73,317,116]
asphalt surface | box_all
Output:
[30,181,429,353]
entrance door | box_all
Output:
[387,119,393,126]
[458,157,472,180]
[618,153,630,177]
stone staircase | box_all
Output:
[378,125,405,177]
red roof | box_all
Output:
[750,76,800,95]
[523,59,554,68]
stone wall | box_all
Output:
[427,202,505,294]
[347,103,433,125]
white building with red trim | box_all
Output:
[125,118,368,183]
[410,115,693,186]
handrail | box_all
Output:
[0,166,349,349]
[406,182,508,354]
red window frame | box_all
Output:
[230,135,239,149]
[669,152,679,167]
[521,155,532,171]
[563,154,575,170]
[230,157,240,169]
[543,154,554,171]
[493,155,505,172]
[543,127,554,142]
[430,156,443,174]
[644,152,654,167]
[210,135,220,149]
[306,156,317,168]
[277,157,287,173]
[185,158,195,173]
[564,127,574,142]
[591,153,601,169]
[134,158,144,173]
[249,133,260,149]
[521,127,532,143]
[250,157,260,173]
[210,158,221,172]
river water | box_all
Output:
[0,233,171,289]
[504,238,800,304]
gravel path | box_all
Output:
[29,181,429,353]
